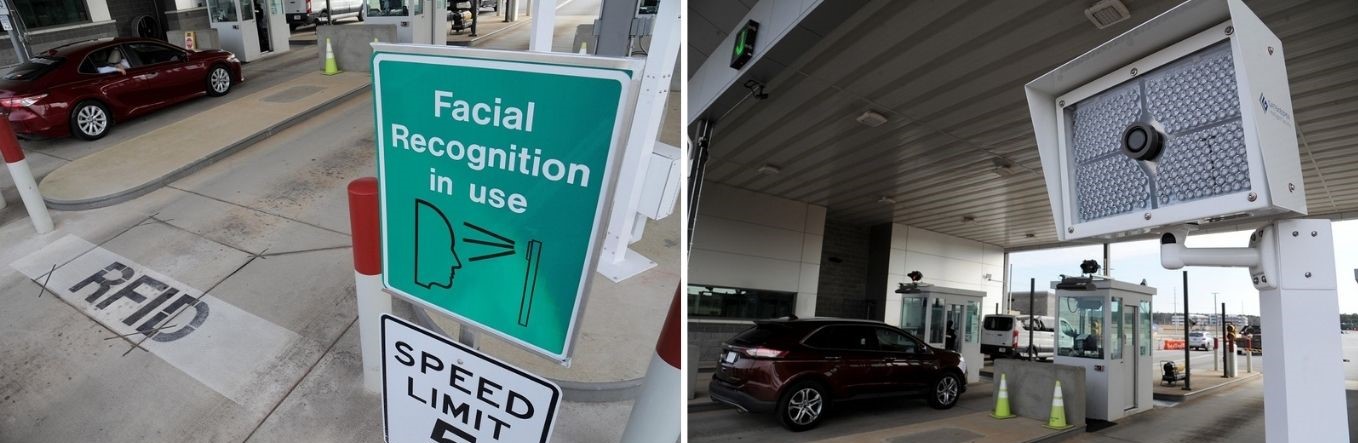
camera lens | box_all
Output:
[1122,121,1164,161]
[1126,128,1148,153]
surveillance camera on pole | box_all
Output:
[1026,0,1345,441]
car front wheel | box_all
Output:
[777,381,827,432]
[927,372,962,409]
[207,65,232,97]
[69,100,111,140]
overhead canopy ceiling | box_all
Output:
[689,0,1358,251]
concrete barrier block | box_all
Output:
[992,359,1087,427]
[316,24,400,73]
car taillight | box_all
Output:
[306,0,311,13]
[1012,329,1019,349]
[743,347,787,359]
[0,94,45,108]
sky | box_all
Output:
[1009,219,1358,316]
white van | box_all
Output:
[981,314,1059,360]
[285,0,367,30]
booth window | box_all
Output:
[899,296,926,337]
[1140,300,1151,356]
[11,0,89,29]
[1058,295,1104,359]
[209,0,238,22]
[1110,298,1123,360]
[928,300,945,343]
[372,0,423,16]
[965,301,979,343]
[688,284,795,320]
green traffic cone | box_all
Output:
[323,37,340,75]
[991,373,1015,419]
[1044,380,1074,430]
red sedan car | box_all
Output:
[0,37,243,140]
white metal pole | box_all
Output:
[598,0,679,281]
[621,287,680,443]
[355,271,389,392]
[1161,220,1349,442]
[527,0,556,52]
[1259,219,1347,442]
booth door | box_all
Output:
[1124,303,1139,411]
[209,0,261,61]
[1112,298,1139,412]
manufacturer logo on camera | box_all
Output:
[1259,93,1293,125]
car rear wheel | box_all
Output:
[207,65,232,97]
[69,101,111,140]
[927,372,962,409]
[776,381,827,432]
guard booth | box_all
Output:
[1053,278,1154,421]
[208,0,290,62]
[896,284,984,383]
[367,0,448,44]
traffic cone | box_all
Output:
[323,37,340,75]
[1044,380,1074,430]
[991,373,1015,419]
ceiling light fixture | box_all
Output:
[756,164,781,175]
[1084,0,1130,29]
[990,157,1017,178]
[856,110,888,127]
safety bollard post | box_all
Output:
[620,286,680,443]
[348,177,390,393]
[0,119,52,233]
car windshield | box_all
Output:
[1190,332,1203,337]
[3,57,62,80]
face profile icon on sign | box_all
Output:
[414,199,462,289]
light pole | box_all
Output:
[1212,292,1219,327]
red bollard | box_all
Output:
[621,286,680,443]
[348,177,389,393]
[0,119,52,233]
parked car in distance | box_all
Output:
[285,0,365,30]
[980,314,1074,360]
[1188,331,1214,351]
[709,317,967,431]
[0,38,242,141]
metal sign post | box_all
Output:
[371,44,639,364]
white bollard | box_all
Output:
[0,120,52,234]
[347,177,388,393]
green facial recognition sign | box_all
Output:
[372,46,633,363]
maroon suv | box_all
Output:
[709,317,967,431]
